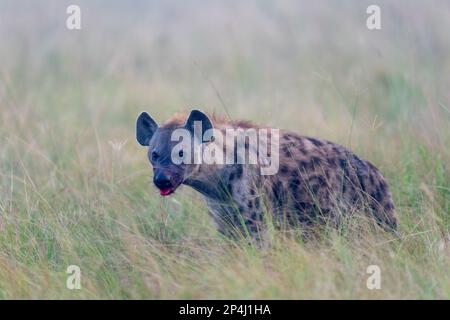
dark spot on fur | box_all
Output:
[384,202,394,211]
[307,178,322,194]
[339,159,350,178]
[236,165,243,179]
[299,160,311,171]
[294,201,313,213]
[369,174,375,185]
[272,181,284,208]
[280,164,289,174]
[289,177,300,191]
[310,175,327,188]
[307,137,323,147]
[356,172,367,193]
[379,180,387,193]
[311,156,323,170]
[327,158,337,168]
[282,145,291,155]
[373,189,383,203]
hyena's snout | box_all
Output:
[153,171,172,189]
[152,168,183,197]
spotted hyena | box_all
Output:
[136,109,397,241]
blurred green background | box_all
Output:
[0,0,448,299]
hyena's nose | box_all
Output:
[154,172,172,189]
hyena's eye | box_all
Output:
[151,151,159,161]
[178,150,184,158]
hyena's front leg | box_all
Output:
[206,199,267,244]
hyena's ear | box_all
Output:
[184,109,213,142]
[136,112,159,146]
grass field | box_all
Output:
[0,0,449,299]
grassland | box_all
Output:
[0,0,449,299]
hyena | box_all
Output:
[136,109,397,241]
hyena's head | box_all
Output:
[136,109,213,196]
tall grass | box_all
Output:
[0,0,449,299]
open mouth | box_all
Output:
[159,187,175,196]
[154,175,182,197]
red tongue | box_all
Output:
[159,188,173,196]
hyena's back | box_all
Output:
[268,132,397,230]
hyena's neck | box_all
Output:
[183,164,244,201]
[183,124,261,201]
